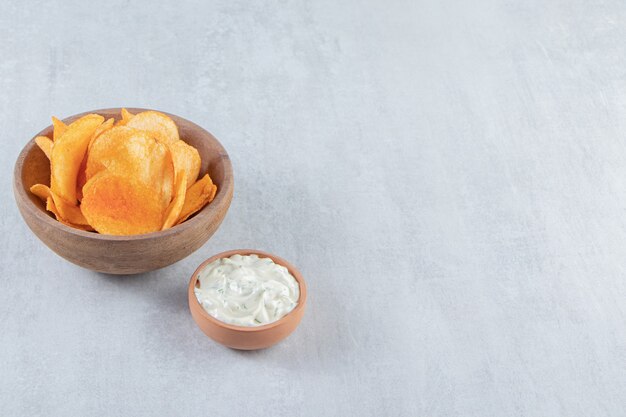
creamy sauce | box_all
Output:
[194,254,299,327]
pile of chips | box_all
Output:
[30,110,217,235]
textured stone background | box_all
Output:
[1,0,625,415]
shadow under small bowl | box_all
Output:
[188,249,307,350]
[13,108,234,275]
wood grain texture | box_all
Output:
[13,108,234,274]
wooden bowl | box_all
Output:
[13,108,234,275]
[188,249,307,350]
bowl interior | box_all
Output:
[18,108,232,231]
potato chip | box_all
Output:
[50,114,105,204]
[51,116,67,141]
[86,126,174,209]
[45,196,59,217]
[45,197,66,225]
[87,127,159,181]
[126,110,179,144]
[45,197,94,231]
[76,154,89,201]
[168,140,201,188]
[160,148,175,208]
[30,184,90,226]
[35,136,53,159]
[74,118,115,201]
[176,174,217,224]
[114,108,135,126]
[121,108,134,122]
[29,183,50,201]
[81,172,164,235]
[208,183,217,201]
[92,118,115,144]
[162,171,187,230]
[29,109,213,235]
[51,195,90,226]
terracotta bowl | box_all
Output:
[188,249,307,350]
[13,108,234,275]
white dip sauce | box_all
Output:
[194,254,299,327]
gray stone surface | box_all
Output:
[1,0,625,415]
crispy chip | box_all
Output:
[114,108,135,126]
[45,197,65,224]
[35,136,53,159]
[160,147,175,208]
[76,118,115,201]
[45,197,94,231]
[30,183,50,201]
[126,110,179,144]
[51,116,67,141]
[168,140,201,189]
[176,174,217,224]
[30,109,211,235]
[86,126,174,209]
[162,171,187,230]
[81,172,164,235]
[50,114,105,204]
[45,196,59,216]
[208,183,217,201]
[76,154,89,201]
[121,108,134,122]
[91,118,115,146]
[30,184,90,226]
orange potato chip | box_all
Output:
[35,136,53,159]
[176,174,217,224]
[86,126,174,209]
[45,196,60,217]
[30,109,210,235]
[160,148,175,208]
[168,140,201,189]
[114,108,135,126]
[30,184,90,226]
[162,170,187,230]
[51,116,67,141]
[50,114,105,204]
[75,154,89,202]
[29,183,50,201]
[121,108,134,122]
[126,110,179,144]
[76,118,114,201]
[81,172,164,235]
[208,183,217,202]
[45,197,94,231]
[91,117,115,146]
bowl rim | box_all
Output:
[13,107,234,241]
[188,249,308,332]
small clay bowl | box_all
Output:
[13,108,234,274]
[188,249,307,350]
